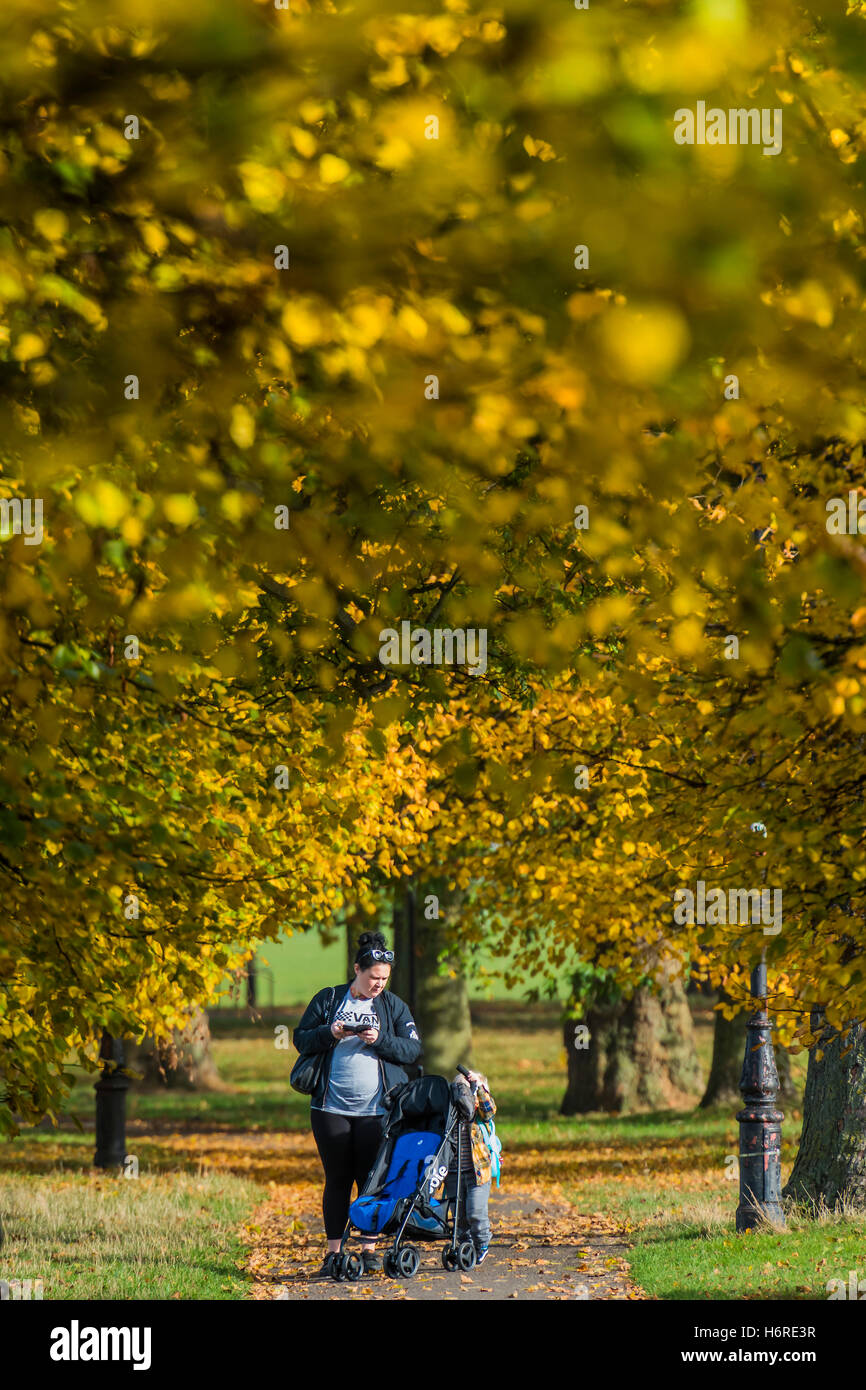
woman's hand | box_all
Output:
[359,1026,379,1044]
[331,1021,348,1040]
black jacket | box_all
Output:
[292,981,422,1110]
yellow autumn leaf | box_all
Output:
[430,299,471,335]
[319,154,350,184]
[282,300,327,348]
[290,126,317,158]
[75,481,130,528]
[671,618,704,656]
[13,333,46,361]
[376,138,413,170]
[345,298,392,347]
[221,490,247,522]
[397,305,428,340]
[163,494,199,528]
[783,280,834,328]
[121,515,144,545]
[237,161,286,212]
[141,222,169,256]
[230,404,256,449]
[599,303,690,383]
[523,135,556,161]
[33,209,68,241]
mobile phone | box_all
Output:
[339,1022,372,1034]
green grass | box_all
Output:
[0,1171,259,1300]
[10,1024,323,1140]
[222,930,345,1010]
[3,992,857,1303]
[623,1198,866,1301]
[214,929,551,1009]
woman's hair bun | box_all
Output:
[357,930,387,952]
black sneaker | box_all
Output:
[314,1253,339,1279]
[361,1250,382,1273]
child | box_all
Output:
[434,1068,498,1264]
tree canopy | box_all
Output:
[2,0,866,1129]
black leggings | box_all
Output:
[310,1109,385,1240]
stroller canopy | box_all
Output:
[385,1074,452,1130]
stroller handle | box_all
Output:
[456,1064,472,1078]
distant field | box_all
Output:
[212,930,548,1008]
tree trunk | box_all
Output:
[561,974,702,1114]
[782,1013,866,1210]
[390,879,473,1080]
[345,904,368,982]
[701,993,747,1108]
[776,1039,796,1099]
[126,1009,226,1090]
[701,993,797,1108]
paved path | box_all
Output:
[244,1183,648,1301]
[112,1122,647,1300]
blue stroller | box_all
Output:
[329,1069,479,1281]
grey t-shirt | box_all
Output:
[314,988,385,1116]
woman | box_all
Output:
[293,930,422,1276]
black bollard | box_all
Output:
[735,956,784,1231]
[93,1030,129,1169]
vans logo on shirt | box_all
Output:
[335,1007,377,1029]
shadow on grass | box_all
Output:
[0,1145,323,1183]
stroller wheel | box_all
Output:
[397,1245,420,1279]
[344,1253,363,1282]
[331,1253,347,1282]
[457,1240,477,1271]
[383,1251,400,1279]
[442,1247,459,1272]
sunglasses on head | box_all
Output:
[360,949,394,963]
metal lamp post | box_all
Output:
[735,822,784,1231]
[93,1030,129,1169]
[735,951,785,1230]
